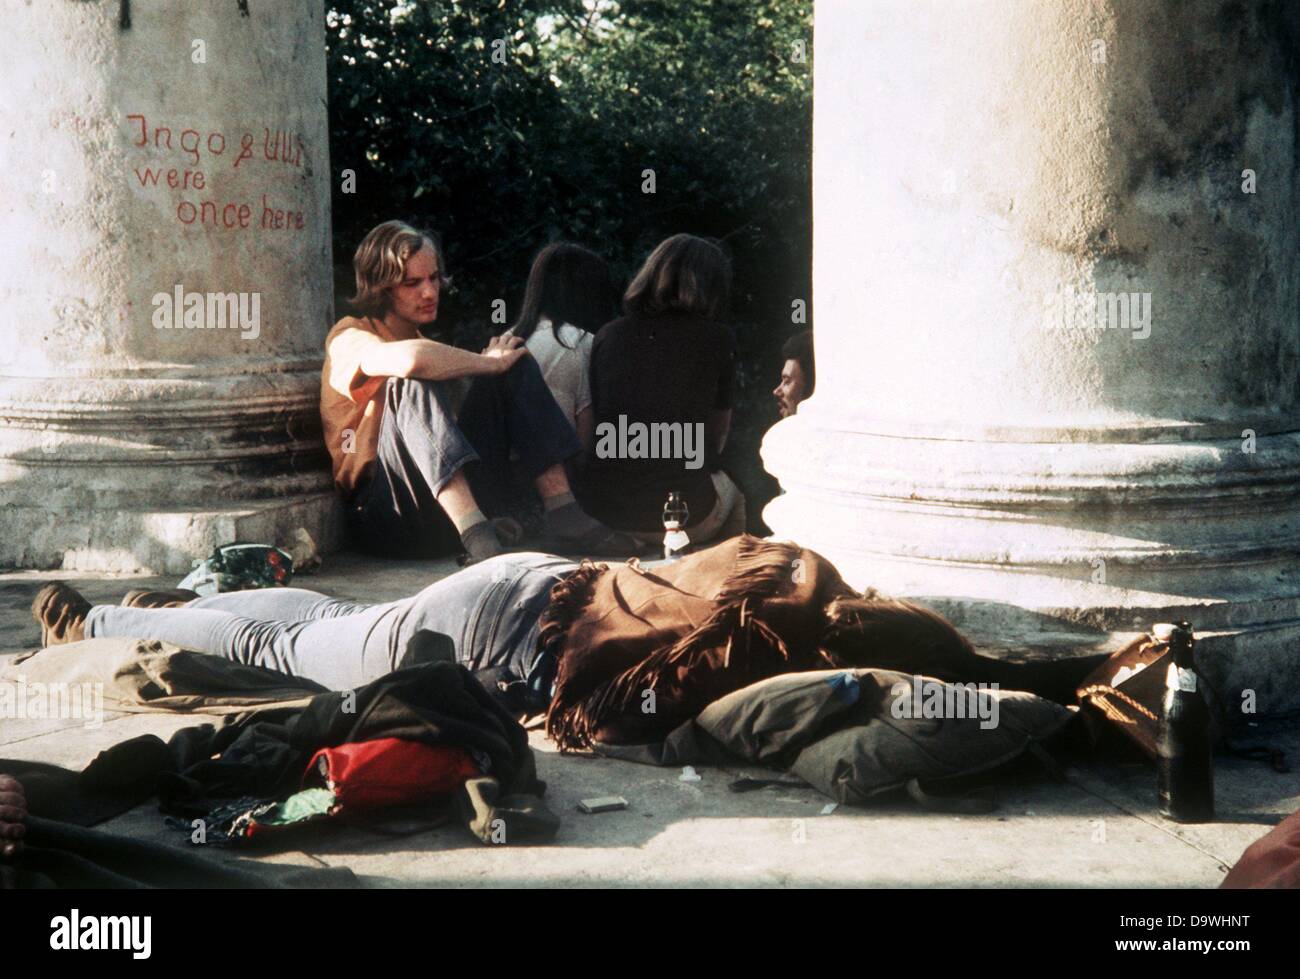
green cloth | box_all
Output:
[596,668,1075,807]
[257,787,337,827]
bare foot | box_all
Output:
[31,582,91,646]
[0,775,26,860]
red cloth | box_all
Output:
[1222,810,1300,888]
[307,737,480,812]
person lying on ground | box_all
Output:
[34,554,577,699]
[0,774,25,861]
[507,242,618,456]
[32,537,1098,750]
[322,220,635,563]
[773,328,814,419]
[580,234,747,547]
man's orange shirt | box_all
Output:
[320,315,391,494]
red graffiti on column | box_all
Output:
[124,112,308,232]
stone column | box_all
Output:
[0,0,340,573]
[764,0,1300,715]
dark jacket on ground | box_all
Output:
[4,659,557,859]
[1,816,361,889]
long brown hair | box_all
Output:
[820,595,978,680]
[622,233,732,320]
[509,242,617,344]
[821,594,1095,702]
[351,220,448,317]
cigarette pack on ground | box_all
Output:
[578,796,628,814]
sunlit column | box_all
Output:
[0,0,340,572]
[765,0,1300,714]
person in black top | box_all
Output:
[581,234,745,542]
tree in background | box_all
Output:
[327,0,811,530]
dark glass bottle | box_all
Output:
[1155,621,1214,823]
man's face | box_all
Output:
[387,244,441,327]
[773,358,808,417]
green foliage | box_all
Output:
[327,0,812,523]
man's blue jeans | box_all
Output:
[349,356,582,557]
[86,553,580,696]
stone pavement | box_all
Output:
[2,551,1297,888]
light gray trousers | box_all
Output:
[85,553,578,691]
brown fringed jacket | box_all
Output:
[540,535,1048,751]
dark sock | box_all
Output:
[460,520,503,562]
[543,498,606,541]
[542,491,576,513]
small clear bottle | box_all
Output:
[662,491,690,561]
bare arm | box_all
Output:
[358,334,525,382]
[708,408,732,455]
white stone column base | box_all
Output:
[0,493,344,575]
[763,407,1300,722]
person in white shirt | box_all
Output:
[508,243,618,455]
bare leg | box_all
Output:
[534,463,569,500]
[436,469,502,561]
[435,468,481,525]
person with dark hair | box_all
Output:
[580,234,745,545]
[321,220,634,562]
[774,329,815,418]
[508,242,618,452]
